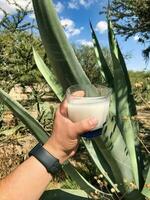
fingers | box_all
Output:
[74,118,98,135]
[59,98,68,117]
[71,90,85,97]
[59,90,85,117]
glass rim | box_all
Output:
[66,84,112,100]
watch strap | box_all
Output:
[29,143,61,175]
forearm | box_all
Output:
[0,136,68,200]
[0,156,52,200]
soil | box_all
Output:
[0,132,37,179]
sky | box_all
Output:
[0,0,149,71]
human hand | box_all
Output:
[44,98,98,163]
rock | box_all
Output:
[9,84,28,101]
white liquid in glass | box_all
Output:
[68,98,110,130]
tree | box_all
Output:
[0,0,35,33]
[74,45,112,84]
[0,1,52,95]
[108,0,150,61]
[0,31,47,91]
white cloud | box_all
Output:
[68,0,79,9]
[133,35,140,41]
[77,39,93,47]
[79,0,94,7]
[55,2,64,13]
[60,18,83,38]
[0,0,32,19]
[0,1,15,16]
[68,0,97,9]
[95,21,108,33]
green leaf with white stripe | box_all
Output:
[83,139,119,193]
[90,21,114,88]
[108,18,139,189]
[63,162,112,198]
[93,117,133,195]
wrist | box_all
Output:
[43,139,68,164]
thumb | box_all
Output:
[74,118,98,135]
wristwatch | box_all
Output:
[29,143,62,175]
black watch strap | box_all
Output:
[29,143,62,175]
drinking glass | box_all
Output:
[66,84,112,138]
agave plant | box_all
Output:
[0,0,149,199]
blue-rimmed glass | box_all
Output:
[66,84,112,138]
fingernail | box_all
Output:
[89,118,98,127]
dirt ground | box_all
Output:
[0,132,37,179]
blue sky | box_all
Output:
[0,0,149,71]
[53,0,150,71]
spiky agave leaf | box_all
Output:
[33,48,64,101]
[32,0,92,91]
[40,189,90,200]
[90,21,116,116]
[107,18,139,188]
[107,18,143,190]
[141,167,150,198]
[90,21,114,88]
[89,20,139,196]
[116,42,137,116]
[93,117,134,195]
[83,139,119,193]
[63,162,112,197]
